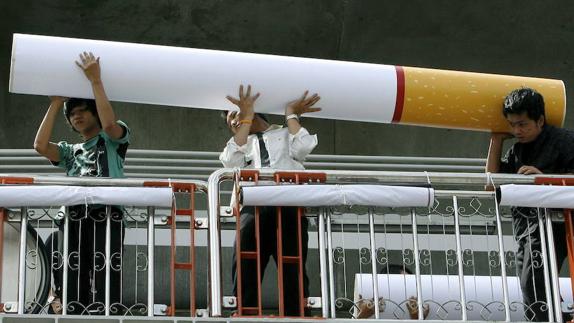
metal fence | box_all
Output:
[0,175,208,317]
[207,169,574,322]
[1,166,573,322]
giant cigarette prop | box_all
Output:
[10,34,566,132]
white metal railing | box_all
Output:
[207,169,574,321]
[0,175,208,317]
[2,169,574,322]
[0,149,485,180]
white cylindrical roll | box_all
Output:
[499,184,574,208]
[0,186,173,207]
[241,184,434,207]
[10,33,397,124]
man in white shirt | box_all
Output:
[220,84,321,316]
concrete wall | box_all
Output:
[1,0,573,158]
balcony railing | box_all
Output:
[0,149,573,322]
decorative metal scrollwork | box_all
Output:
[462,249,474,267]
[402,249,415,266]
[446,249,458,267]
[333,247,345,264]
[25,249,39,270]
[419,249,432,266]
[376,247,388,265]
[136,251,148,271]
[488,250,501,268]
[93,251,106,271]
[505,250,516,268]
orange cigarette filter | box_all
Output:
[394,66,566,132]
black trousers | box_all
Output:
[47,205,124,315]
[232,206,309,316]
[516,221,568,322]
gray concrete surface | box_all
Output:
[1,0,573,157]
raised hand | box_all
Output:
[517,165,543,175]
[75,52,101,84]
[286,90,321,116]
[226,84,260,118]
[49,96,68,106]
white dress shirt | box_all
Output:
[219,124,318,170]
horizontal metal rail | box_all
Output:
[1,149,485,163]
[0,150,487,176]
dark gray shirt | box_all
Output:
[500,125,574,242]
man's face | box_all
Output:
[506,112,544,143]
[69,105,99,133]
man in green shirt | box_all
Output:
[34,52,130,315]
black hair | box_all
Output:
[502,88,545,123]
[379,264,413,275]
[220,110,229,122]
[63,98,101,132]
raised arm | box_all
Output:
[219,85,260,167]
[284,91,321,160]
[285,90,321,135]
[33,97,65,162]
[486,133,511,173]
[76,52,124,139]
[226,84,260,146]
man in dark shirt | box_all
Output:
[486,87,574,322]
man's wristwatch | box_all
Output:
[286,113,299,122]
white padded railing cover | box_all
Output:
[0,185,173,207]
[499,184,574,208]
[241,184,434,207]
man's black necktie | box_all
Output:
[256,132,270,167]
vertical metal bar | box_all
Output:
[207,172,223,317]
[105,206,111,316]
[0,209,5,299]
[493,196,511,322]
[119,213,124,313]
[564,210,574,308]
[17,207,28,315]
[255,206,262,315]
[189,189,196,317]
[326,211,336,317]
[170,205,176,316]
[317,208,329,318]
[368,208,380,319]
[539,209,557,323]
[297,207,305,317]
[452,196,468,320]
[545,210,562,323]
[235,207,243,315]
[276,207,285,316]
[411,208,424,320]
[62,207,70,315]
[147,206,155,317]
